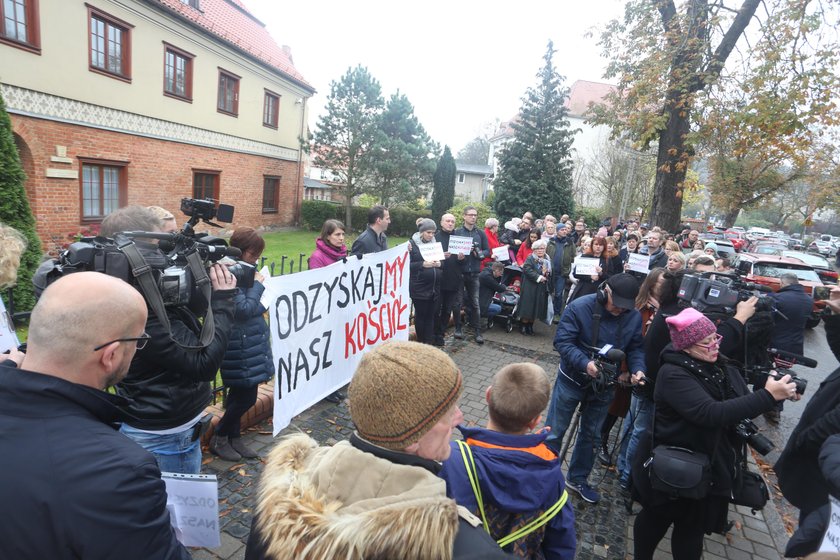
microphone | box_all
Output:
[598,344,626,363]
[768,347,818,368]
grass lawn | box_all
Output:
[259,228,409,275]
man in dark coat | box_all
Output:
[768,273,813,356]
[454,206,490,344]
[646,231,668,270]
[776,287,840,522]
[0,272,189,560]
[435,213,465,346]
[350,205,390,256]
[479,261,507,326]
[546,222,576,316]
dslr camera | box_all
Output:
[734,419,774,456]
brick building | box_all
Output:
[0,0,314,252]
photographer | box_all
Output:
[545,273,647,504]
[454,206,490,345]
[776,286,840,526]
[101,206,237,474]
[632,308,797,560]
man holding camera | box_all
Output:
[0,272,189,559]
[454,206,490,345]
[546,273,647,504]
[101,206,237,474]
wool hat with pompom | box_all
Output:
[348,341,463,450]
[665,307,717,351]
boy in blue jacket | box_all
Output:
[440,363,576,559]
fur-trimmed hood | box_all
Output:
[249,434,461,560]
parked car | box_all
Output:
[809,240,834,256]
[733,253,826,328]
[783,250,839,284]
[724,230,748,252]
[748,239,789,254]
[699,233,737,258]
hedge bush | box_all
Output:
[300,200,341,230]
[300,200,431,236]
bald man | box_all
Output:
[0,272,189,559]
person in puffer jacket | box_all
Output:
[410,219,442,345]
[212,227,274,462]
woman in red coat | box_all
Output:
[483,218,502,269]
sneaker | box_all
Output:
[566,480,600,504]
[454,327,464,340]
[474,333,484,345]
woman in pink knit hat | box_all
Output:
[632,307,799,560]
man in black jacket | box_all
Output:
[351,205,390,256]
[776,287,840,522]
[0,272,189,559]
[546,222,576,316]
[435,213,465,346]
[646,230,668,270]
[101,206,237,474]
[454,206,490,344]
[479,262,507,327]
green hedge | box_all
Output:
[300,200,431,236]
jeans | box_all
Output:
[486,303,501,318]
[545,373,613,485]
[216,385,258,438]
[436,289,463,335]
[553,280,570,318]
[120,423,202,474]
[617,394,654,485]
[462,273,481,330]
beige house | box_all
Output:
[0,0,315,251]
[455,162,493,202]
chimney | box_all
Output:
[281,45,294,64]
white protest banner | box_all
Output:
[574,257,601,276]
[820,495,840,552]
[263,243,411,435]
[627,253,650,274]
[492,245,510,261]
[418,242,445,262]
[447,235,473,255]
[0,296,19,354]
[162,472,220,548]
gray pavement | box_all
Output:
[194,319,797,559]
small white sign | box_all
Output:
[0,296,19,354]
[418,242,445,262]
[627,253,650,274]
[820,495,840,552]
[162,472,221,548]
[258,266,272,309]
[574,257,601,276]
[448,236,474,255]
[492,245,510,261]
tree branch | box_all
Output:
[692,0,762,92]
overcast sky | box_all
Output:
[246,0,625,154]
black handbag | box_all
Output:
[731,466,769,511]
[645,445,713,500]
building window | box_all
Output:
[262,176,280,213]
[217,69,240,116]
[1,0,40,52]
[458,173,465,183]
[263,90,279,129]
[88,6,132,81]
[193,171,219,201]
[163,43,193,101]
[80,160,126,221]
[180,0,199,7]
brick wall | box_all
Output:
[11,115,302,253]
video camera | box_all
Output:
[677,271,775,315]
[35,198,254,308]
[743,347,815,398]
[586,344,630,392]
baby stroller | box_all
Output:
[487,264,521,333]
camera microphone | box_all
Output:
[598,344,626,363]
[768,348,818,368]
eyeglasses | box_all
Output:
[93,332,151,352]
[694,333,723,350]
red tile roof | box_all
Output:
[565,80,616,118]
[150,0,314,92]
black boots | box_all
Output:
[209,435,240,462]
[520,323,534,335]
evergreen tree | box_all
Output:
[493,41,576,222]
[431,146,456,221]
[0,92,41,312]
[312,65,384,229]
[369,92,438,206]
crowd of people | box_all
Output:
[3,204,840,560]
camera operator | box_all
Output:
[101,206,237,474]
[454,206,490,345]
[776,286,840,527]
[632,308,798,560]
[545,273,647,504]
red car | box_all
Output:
[724,230,748,252]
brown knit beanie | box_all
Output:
[348,340,463,450]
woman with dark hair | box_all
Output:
[309,219,348,403]
[213,227,274,462]
[569,236,623,302]
[620,233,641,264]
[309,219,347,269]
[633,307,797,559]
[516,229,541,266]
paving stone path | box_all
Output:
[192,320,789,559]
